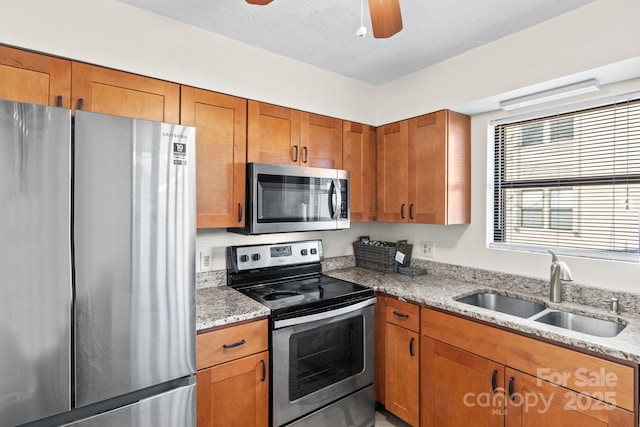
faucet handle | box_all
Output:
[603,297,620,315]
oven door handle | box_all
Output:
[273,297,377,329]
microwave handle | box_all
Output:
[329,179,341,220]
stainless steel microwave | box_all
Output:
[228,162,349,235]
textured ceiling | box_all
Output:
[116,0,595,85]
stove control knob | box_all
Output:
[310,248,318,255]
[301,249,308,256]
[239,254,249,263]
[252,253,261,261]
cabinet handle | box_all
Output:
[260,359,266,382]
[491,370,498,393]
[409,337,415,356]
[77,98,84,111]
[302,146,308,163]
[400,204,405,219]
[508,376,515,401]
[56,95,63,108]
[237,203,243,222]
[292,145,299,162]
[222,339,246,349]
[409,204,414,220]
[393,310,409,319]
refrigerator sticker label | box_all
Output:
[173,142,187,166]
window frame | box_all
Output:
[489,91,640,262]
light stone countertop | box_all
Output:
[324,266,640,364]
[194,257,640,364]
[196,285,269,332]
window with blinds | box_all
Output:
[493,99,640,261]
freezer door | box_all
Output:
[63,384,195,427]
[74,111,196,406]
[0,100,72,425]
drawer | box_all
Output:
[197,319,268,370]
[385,298,420,332]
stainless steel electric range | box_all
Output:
[227,240,376,427]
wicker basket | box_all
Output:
[353,237,412,273]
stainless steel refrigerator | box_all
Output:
[0,100,196,427]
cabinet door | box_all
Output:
[300,111,342,168]
[408,110,470,224]
[71,62,180,123]
[197,351,269,427]
[180,87,247,228]
[247,100,300,165]
[385,323,419,426]
[421,338,504,427]
[377,121,409,222]
[0,46,71,107]
[343,121,375,222]
[505,368,634,427]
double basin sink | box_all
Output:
[456,292,626,338]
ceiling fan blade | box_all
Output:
[368,0,403,38]
[246,0,273,4]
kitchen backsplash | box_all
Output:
[197,256,640,314]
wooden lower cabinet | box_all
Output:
[196,320,269,427]
[421,337,504,427]
[420,307,637,427]
[196,351,269,427]
[421,338,634,426]
[506,368,634,426]
[385,323,419,425]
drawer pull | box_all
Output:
[292,145,299,162]
[409,337,415,356]
[237,203,243,222]
[393,311,409,319]
[491,370,498,393]
[260,359,266,382]
[222,339,246,349]
[400,204,405,219]
[508,376,515,401]
[409,203,414,220]
[56,95,63,107]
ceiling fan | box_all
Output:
[245,0,403,39]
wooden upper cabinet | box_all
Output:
[376,120,409,222]
[408,110,470,224]
[247,100,300,165]
[377,110,470,224]
[71,62,180,123]
[343,121,376,222]
[247,100,342,167]
[300,111,342,168]
[0,45,71,107]
[180,86,247,229]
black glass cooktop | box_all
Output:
[237,275,374,319]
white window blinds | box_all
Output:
[493,99,640,260]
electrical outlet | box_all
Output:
[198,248,214,272]
[421,241,435,258]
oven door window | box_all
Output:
[288,315,364,401]
[257,174,336,223]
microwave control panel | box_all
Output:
[229,240,323,271]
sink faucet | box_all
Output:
[549,250,573,303]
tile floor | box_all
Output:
[374,408,412,427]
